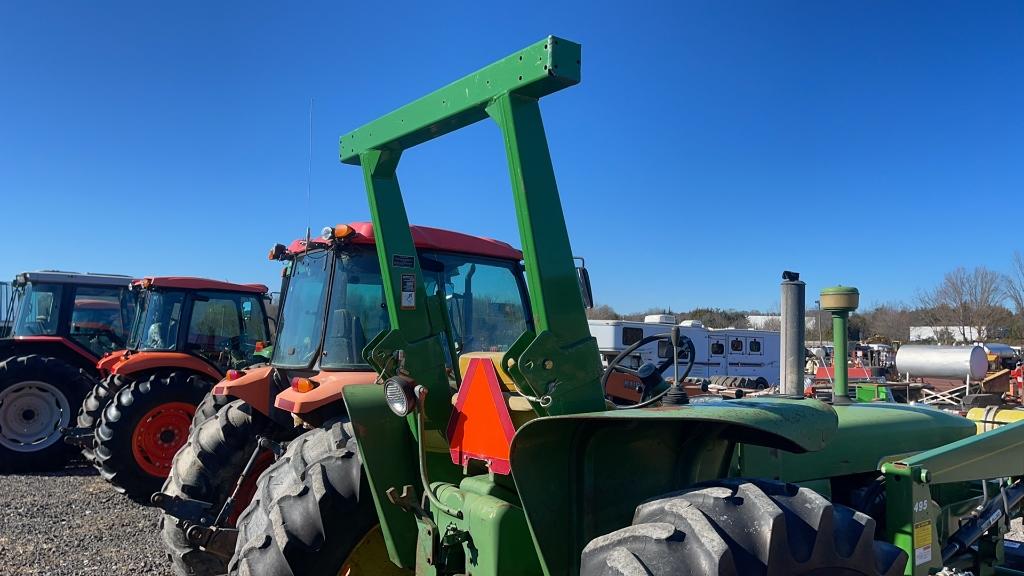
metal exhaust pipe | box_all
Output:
[780,271,806,396]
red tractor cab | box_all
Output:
[156,222,531,576]
[0,271,135,471]
[69,276,271,502]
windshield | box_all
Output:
[321,249,389,370]
[131,289,186,351]
[12,282,63,336]
[272,251,332,368]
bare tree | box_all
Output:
[858,302,912,342]
[586,304,621,320]
[918,266,1007,341]
[1005,251,1024,316]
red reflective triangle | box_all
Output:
[446,357,516,475]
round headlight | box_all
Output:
[384,375,416,417]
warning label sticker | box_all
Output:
[913,520,932,565]
[400,274,416,310]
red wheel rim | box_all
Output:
[227,450,274,526]
[131,401,195,478]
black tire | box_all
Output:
[0,354,90,472]
[76,373,132,463]
[94,371,212,503]
[190,391,230,432]
[580,478,907,576]
[228,418,380,576]
[161,399,291,576]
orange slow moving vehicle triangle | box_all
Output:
[446,357,516,475]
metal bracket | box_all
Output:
[387,485,440,565]
[61,426,95,448]
[151,492,215,526]
[184,524,239,561]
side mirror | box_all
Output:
[575,257,594,309]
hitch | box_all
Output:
[183,524,239,561]
[152,435,285,560]
[61,426,95,448]
[150,494,238,561]
[151,492,216,526]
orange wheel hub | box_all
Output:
[131,401,195,478]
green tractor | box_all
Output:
[225,37,1024,576]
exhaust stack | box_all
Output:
[780,271,806,396]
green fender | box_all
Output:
[509,397,839,576]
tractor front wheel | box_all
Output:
[228,418,403,576]
[94,371,211,502]
[580,478,907,576]
[160,399,294,576]
[0,355,88,472]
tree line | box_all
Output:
[586,252,1024,345]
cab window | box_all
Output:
[421,252,528,354]
[70,286,129,356]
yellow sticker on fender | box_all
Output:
[913,520,932,565]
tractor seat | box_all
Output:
[452,352,537,428]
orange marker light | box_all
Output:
[333,224,353,238]
[226,369,244,381]
[290,377,318,393]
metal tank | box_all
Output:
[895,345,988,380]
[983,342,1018,360]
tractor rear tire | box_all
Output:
[190,391,230,433]
[94,371,211,503]
[580,478,907,576]
[228,418,390,576]
[161,399,290,576]
[0,355,89,472]
[76,373,132,463]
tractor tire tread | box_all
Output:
[580,478,907,576]
[76,373,131,463]
[229,418,376,576]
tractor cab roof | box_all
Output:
[284,221,522,262]
[14,270,134,287]
[133,276,269,295]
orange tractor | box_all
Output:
[65,276,272,502]
[156,221,530,576]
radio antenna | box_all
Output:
[306,97,314,241]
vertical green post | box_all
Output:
[820,286,859,405]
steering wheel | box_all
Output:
[601,332,696,406]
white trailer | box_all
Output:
[588,315,781,385]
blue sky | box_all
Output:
[2,1,1021,313]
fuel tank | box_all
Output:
[895,345,987,380]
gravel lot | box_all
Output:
[1,462,1023,576]
[0,464,171,576]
